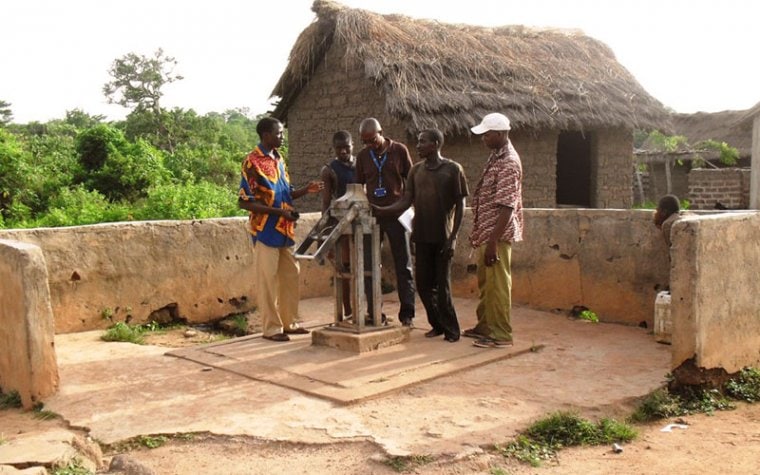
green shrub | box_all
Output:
[29,186,132,227]
[525,411,600,447]
[135,182,243,220]
[630,388,684,422]
[101,322,146,344]
[726,367,760,402]
[578,310,599,323]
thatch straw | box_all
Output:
[671,110,753,157]
[272,0,669,134]
[737,100,760,128]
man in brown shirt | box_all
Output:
[373,129,468,342]
[355,118,415,326]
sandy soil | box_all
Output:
[4,402,760,474]
[5,318,760,474]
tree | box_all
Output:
[75,124,168,201]
[102,48,183,115]
[0,100,12,126]
[65,109,105,129]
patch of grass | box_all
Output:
[51,458,92,475]
[630,386,735,422]
[105,433,196,453]
[138,434,168,449]
[101,322,146,344]
[490,467,510,475]
[630,388,687,422]
[33,402,60,420]
[578,310,599,323]
[232,314,249,332]
[499,412,636,467]
[595,418,638,443]
[0,390,22,409]
[498,435,555,467]
[382,454,434,472]
[679,387,734,415]
[726,367,760,402]
[101,307,114,321]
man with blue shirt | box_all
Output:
[238,117,323,342]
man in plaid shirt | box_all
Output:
[465,113,523,348]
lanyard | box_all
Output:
[369,149,388,188]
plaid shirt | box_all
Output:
[470,141,523,247]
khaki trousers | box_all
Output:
[254,243,300,337]
[474,242,513,341]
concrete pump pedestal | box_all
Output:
[312,325,411,353]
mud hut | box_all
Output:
[272,0,668,210]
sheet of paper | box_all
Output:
[398,207,414,233]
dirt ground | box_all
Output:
[4,400,760,474]
[120,403,760,475]
[5,303,760,474]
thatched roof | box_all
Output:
[738,100,760,127]
[271,0,669,135]
[671,110,753,158]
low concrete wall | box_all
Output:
[0,210,670,334]
[451,209,670,326]
[670,212,760,373]
[0,240,58,409]
[0,219,332,333]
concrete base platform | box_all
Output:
[168,326,539,404]
[311,325,411,353]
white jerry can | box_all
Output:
[654,291,672,344]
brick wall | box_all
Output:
[285,46,393,212]
[688,168,751,210]
[441,130,558,208]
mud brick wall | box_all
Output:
[283,46,397,213]
[688,168,751,210]
[592,127,634,208]
[442,130,559,208]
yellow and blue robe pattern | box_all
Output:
[238,144,295,247]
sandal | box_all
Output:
[462,328,485,339]
[473,337,513,348]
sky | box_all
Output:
[2,0,758,124]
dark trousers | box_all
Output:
[415,242,460,338]
[364,216,416,322]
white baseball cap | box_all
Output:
[471,112,511,134]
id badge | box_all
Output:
[374,187,387,198]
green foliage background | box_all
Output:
[0,49,287,228]
[0,107,267,228]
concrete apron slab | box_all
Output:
[167,325,540,404]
